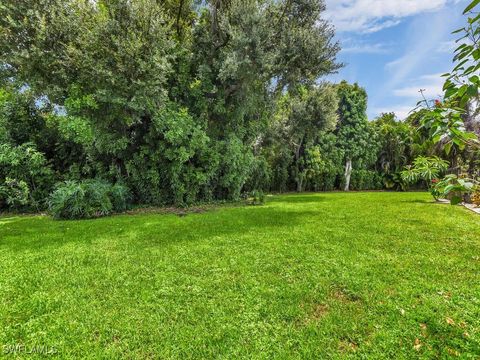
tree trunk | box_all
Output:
[294,137,304,193]
[296,174,303,192]
[344,158,352,191]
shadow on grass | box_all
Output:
[0,206,322,252]
[399,199,433,204]
[270,194,332,204]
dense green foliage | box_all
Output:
[259,82,385,193]
[0,0,479,217]
[1,193,480,357]
[0,0,344,214]
[414,0,480,171]
[48,180,131,219]
[401,156,450,187]
[335,82,378,191]
[421,0,480,152]
[398,0,480,204]
[433,174,477,205]
[0,0,402,215]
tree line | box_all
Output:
[0,0,478,216]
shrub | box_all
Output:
[48,181,87,219]
[315,171,339,191]
[48,179,131,219]
[248,190,265,206]
[81,179,113,215]
[0,143,55,209]
[244,156,272,193]
[401,156,449,187]
[109,183,132,212]
[124,105,216,206]
[349,170,382,190]
[0,177,30,210]
[217,135,254,200]
[382,172,408,191]
[432,174,476,205]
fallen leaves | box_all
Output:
[437,290,452,300]
[446,317,455,325]
[414,338,422,351]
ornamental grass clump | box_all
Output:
[48,180,131,219]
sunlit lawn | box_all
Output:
[1,192,479,358]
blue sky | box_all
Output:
[324,0,468,120]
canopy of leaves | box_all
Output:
[0,0,342,208]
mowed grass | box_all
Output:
[1,192,479,359]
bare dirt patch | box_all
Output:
[331,288,361,303]
[338,339,359,353]
[300,303,329,325]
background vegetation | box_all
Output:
[0,0,479,217]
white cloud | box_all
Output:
[361,19,402,33]
[371,73,447,120]
[385,58,403,69]
[383,10,454,91]
[342,41,391,54]
[392,73,446,99]
[325,0,455,33]
[368,6,459,121]
[436,40,457,53]
[371,105,414,120]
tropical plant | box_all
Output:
[48,179,131,219]
[0,143,55,209]
[372,113,414,190]
[432,174,477,205]
[109,183,133,213]
[401,156,450,198]
[417,0,480,153]
[0,177,29,210]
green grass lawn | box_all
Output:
[1,192,479,358]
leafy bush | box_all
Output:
[382,173,407,191]
[349,170,382,190]
[0,177,29,210]
[0,143,55,209]
[81,179,113,215]
[248,190,265,206]
[109,183,132,212]
[48,181,89,219]
[216,135,254,200]
[432,174,477,205]
[48,179,131,219]
[244,155,272,193]
[125,105,216,206]
[401,156,449,196]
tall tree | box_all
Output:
[335,82,378,191]
[283,85,339,192]
[0,0,341,205]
